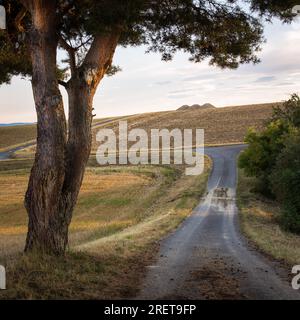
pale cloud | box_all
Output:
[168,93,191,99]
[255,76,276,83]
[155,81,172,85]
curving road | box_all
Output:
[138,145,300,300]
[0,142,36,160]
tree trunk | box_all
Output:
[59,83,93,226]
[58,33,121,231]
[24,0,68,254]
[24,1,120,255]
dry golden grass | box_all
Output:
[237,168,300,266]
[0,166,156,257]
[0,125,36,151]
[91,102,277,151]
[5,102,276,155]
[0,118,125,151]
[0,158,211,299]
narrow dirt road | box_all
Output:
[138,145,300,300]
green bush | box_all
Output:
[271,94,300,128]
[270,134,300,234]
[238,120,288,196]
[239,94,300,233]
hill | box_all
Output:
[0,102,279,152]
[0,124,37,151]
[91,102,278,150]
[0,123,34,127]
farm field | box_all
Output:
[1,102,278,156]
[0,158,210,299]
[0,124,36,151]
[90,103,277,150]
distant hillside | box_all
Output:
[91,102,279,150]
[0,124,37,150]
[0,102,280,152]
[0,123,34,127]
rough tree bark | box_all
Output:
[24,0,68,254]
[61,33,120,221]
[23,0,120,255]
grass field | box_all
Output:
[90,102,277,151]
[2,102,277,156]
[237,168,300,266]
[0,124,36,151]
[0,158,210,299]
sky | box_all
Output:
[0,17,300,123]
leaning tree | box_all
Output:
[0,0,296,255]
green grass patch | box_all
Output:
[78,195,132,209]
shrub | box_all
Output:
[238,120,288,196]
[239,94,300,233]
[270,134,300,234]
[271,94,300,128]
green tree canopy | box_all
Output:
[2,0,298,85]
[239,95,300,233]
[1,0,298,254]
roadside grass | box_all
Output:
[0,158,210,299]
[237,168,300,266]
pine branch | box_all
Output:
[15,7,27,32]
[59,35,76,75]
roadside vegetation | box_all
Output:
[237,169,300,266]
[0,158,210,299]
[238,94,300,264]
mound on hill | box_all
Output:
[177,103,216,111]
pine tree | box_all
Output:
[0,0,295,255]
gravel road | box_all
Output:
[138,145,300,300]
